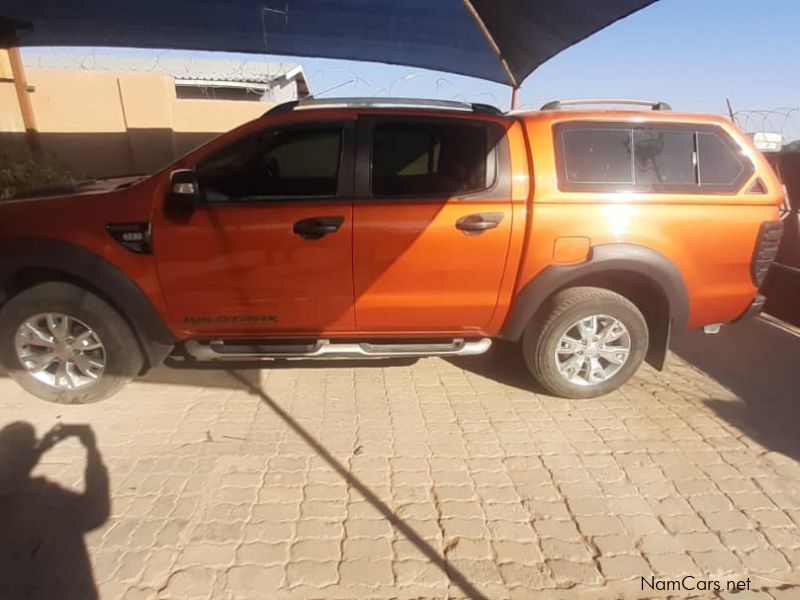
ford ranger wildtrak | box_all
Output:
[0,97,784,403]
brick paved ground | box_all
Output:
[1,315,799,599]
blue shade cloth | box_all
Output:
[2,0,657,86]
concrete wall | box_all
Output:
[0,64,272,178]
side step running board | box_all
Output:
[184,338,491,361]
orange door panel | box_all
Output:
[154,201,355,337]
[153,120,356,338]
[154,202,354,337]
[353,199,512,331]
[352,115,513,333]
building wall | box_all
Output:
[0,65,273,178]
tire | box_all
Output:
[0,281,143,404]
[522,287,648,399]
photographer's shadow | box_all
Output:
[0,422,109,600]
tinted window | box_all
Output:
[633,130,695,186]
[697,132,745,186]
[198,127,342,201]
[558,123,754,193]
[561,129,632,184]
[372,122,488,197]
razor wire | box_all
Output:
[732,107,800,147]
[21,47,499,107]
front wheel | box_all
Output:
[0,282,144,403]
[523,287,648,399]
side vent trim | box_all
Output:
[106,222,152,254]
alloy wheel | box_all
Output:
[554,314,631,387]
[14,313,106,391]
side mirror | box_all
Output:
[170,169,200,199]
[165,169,200,219]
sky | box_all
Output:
[23,0,800,141]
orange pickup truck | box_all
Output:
[0,97,784,403]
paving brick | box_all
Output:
[339,560,395,587]
[533,519,582,540]
[291,539,341,562]
[493,540,544,565]
[608,496,653,516]
[739,549,791,573]
[287,559,341,588]
[443,518,491,539]
[689,550,742,575]
[541,538,594,561]
[546,560,603,587]
[646,552,700,576]
[224,565,283,595]
[237,542,289,565]
[177,543,236,567]
[393,560,447,587]
[445,538,493,560]
[599,555,650,580]
[702,510,754,532]
[567,497,610,516]
[576,515,627,536]
[163,566,216,599]
[343,538,393,561]
[499,562,554,589]
[662,514,708,534]
[593,534,638,556]
[747,509,795,528]
[675,532,725,552]
[689,494,734,513]
[720,530,769,552]
[189,520,244,543]
[296,518,344,540]
[346,518,394,538]
[242,521,293,543]
[639,533,682,554]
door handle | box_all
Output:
[293,216,345,240]
[455,212,504,235]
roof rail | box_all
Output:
[263,97,502,117]
[539,98,672,111]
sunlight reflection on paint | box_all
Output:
[602,202,637,240]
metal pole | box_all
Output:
[511,86,520,111]
[4,42,40,154]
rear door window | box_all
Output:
[371,121,491,197]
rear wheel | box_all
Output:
[0,282,143,403]
[523,287,648,398]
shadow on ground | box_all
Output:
[137,357,419,390]
[446,340,545,394]
[0,422,108,600]
[672,316,800,460]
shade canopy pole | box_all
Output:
[0,23,40,154]
[511,86,520,111]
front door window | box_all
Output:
[198,127,343,202]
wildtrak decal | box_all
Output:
[184,315,278,324]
